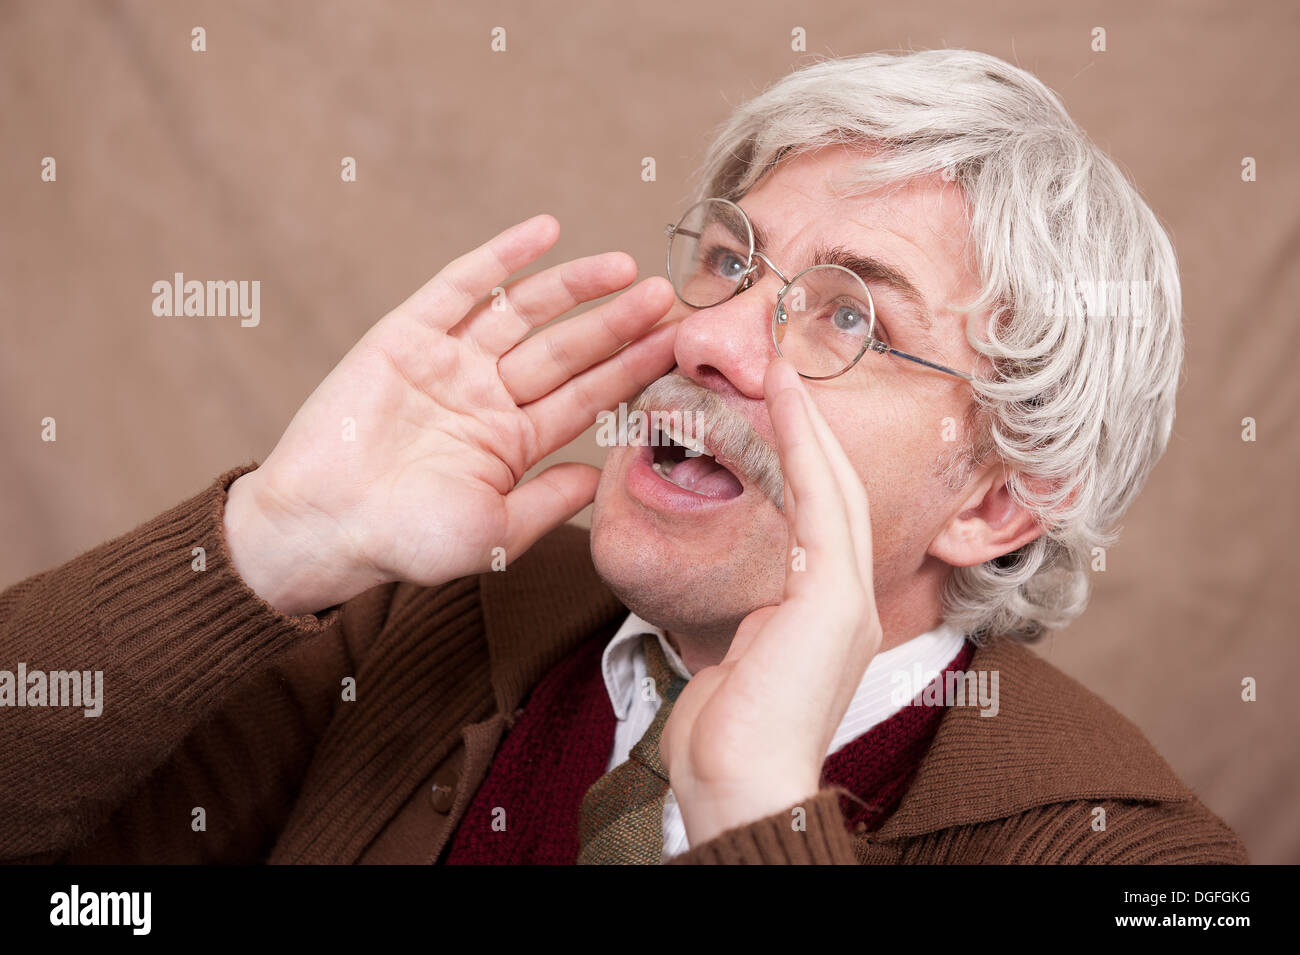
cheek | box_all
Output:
[590,448,630,533]
[834,405,951,526]
[833,412,915,488]
[592,448,621,502]
[595,441,638,492]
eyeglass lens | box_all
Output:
[669,199,876,378]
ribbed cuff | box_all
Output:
[667,787,860,865]
[90,462,344,711]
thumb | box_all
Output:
[501,462,601,560]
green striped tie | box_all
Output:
[576,633,688,864]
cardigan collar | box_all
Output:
[477,524,1192,840]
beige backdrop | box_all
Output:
[2,0,1297,863]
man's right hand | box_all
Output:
[223,214,677,615]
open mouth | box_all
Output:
[648,427,744,501]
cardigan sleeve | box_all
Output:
[0,463,380,861]
[882,796,1249,865]
[666,787,860,864]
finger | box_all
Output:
[499,276,675,405]
[396,214,561,331]
[500,462,602,561]
[524,320,678,456]
[784,368,875,590]
[784,476,802,584]
[779,457,803,589]
[766,364,879,688]
[456,250,640,357]
[763,359,856,596]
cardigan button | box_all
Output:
[430,771,458,814]
[853,821,868,834]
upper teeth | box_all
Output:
[659,424,711,459]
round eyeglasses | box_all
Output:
[664,197,973,382]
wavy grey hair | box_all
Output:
[689,49,1183,642]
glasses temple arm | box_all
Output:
[875,342,974,382]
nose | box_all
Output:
[671,271,783,401]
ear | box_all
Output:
[927,464,1043,568]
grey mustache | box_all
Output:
[629,373,786,509]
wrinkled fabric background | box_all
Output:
[2,0,1296,863]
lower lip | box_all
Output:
[625,443,747,514]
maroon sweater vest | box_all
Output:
[444,632,975,864]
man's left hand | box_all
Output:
[661,358,884,848]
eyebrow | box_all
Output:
[749,217,939,351]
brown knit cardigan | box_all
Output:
[0,464,1248,864]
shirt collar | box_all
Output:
[600,612,693,720]
[600,610,968,751]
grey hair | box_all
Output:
[689,49,1183,643]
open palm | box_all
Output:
[237,215,677,611]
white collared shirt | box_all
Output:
[599,611,968,862]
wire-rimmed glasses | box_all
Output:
[664,197,973,382]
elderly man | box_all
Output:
[0,49,1245,864]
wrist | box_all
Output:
[223,469,381,616]
[677,772,822,848]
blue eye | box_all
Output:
[705,246,748,281]
[825,300,889,344]
[831,303,866,332]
